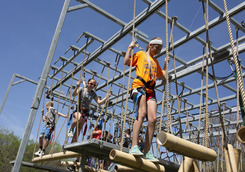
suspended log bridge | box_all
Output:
[32,151,80,163]
[157,132,217,162]
[109,149,165,172]
[236,126,245,144]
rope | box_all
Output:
[201,0,210,150]
[201,0,231,150]
[105,87,121,142]
[222,0,245,109]
[33,67,52,157]
[33,88,47,159]
[101,65,111,137]
[216,124,221,172]
[120,0,136,151]
[197,45,205,144]
[64,57,76,145]
[75,37,89,142]
[87,65,107,140]
[101,55,120,142]
[119,64,125,146]
[49,60,65,155]
[236,28,240,148]
[170,16,183,138]
[157,84,166,158]
[49,88,71,154]
[48,68,56,101]
[209,39,229,148]
[90,63,112,140]
[184,99,191,140]
[165,0,171,134]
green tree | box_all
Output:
[0,127,67,171]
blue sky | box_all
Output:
[0,0,245,148]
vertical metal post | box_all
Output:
[0,73,16,115]
[11,0,71,171]
[79,150,86,172]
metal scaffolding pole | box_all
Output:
[11,0,71,171]
[0,73,16,115]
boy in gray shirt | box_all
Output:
[34,101,68,156]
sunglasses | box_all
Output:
[89,82,96,87]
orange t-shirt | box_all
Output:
[129,51,163,93]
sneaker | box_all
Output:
[34,149,41,156]
[66,166,75,171]
[143,151,159,163]
[40,151,44,156]
[129,145,144,156]
[68,128,74,137]
[34,149,44,157]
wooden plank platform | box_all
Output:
[63,139,129,161]
[10,160,67,172]
[63,139,180,172]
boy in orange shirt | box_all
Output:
[124,37,168,162]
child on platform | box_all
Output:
[124,37,168,162]
[35,101,68,156]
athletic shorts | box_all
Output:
[73,108,90,118]
[130,87,156,102]
[41,126,53,140]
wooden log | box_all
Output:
[109,149,165,172]
[60,161,80,167]
[178,156,194,172]
[236,126,245,144]
[85,166,108,172]
[32,151,80,163]
[224,144,240,172]
[115,165,142,172]
[157,132,217,161]
[193,160,200,172]
[233,146,241,169]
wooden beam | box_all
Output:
[115,165,142,172]
[236,126,245,144]
[32,151,80,163]
[10,160,67,172]
[109,149,165,172]
[178,156,194,172]
[224,144,241,172]
[157,132,217,161]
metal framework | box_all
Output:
[11,0,245,171]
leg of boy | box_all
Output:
[130,95,147,156]
[144,100,157,152]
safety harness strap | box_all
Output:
[136,76,156,90]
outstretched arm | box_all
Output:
[124,41,136,65]
[57,112,68,118]
[95,91,111,105]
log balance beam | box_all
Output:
[236,126,245,145]
[109,149,165,172]
[157,132,217,161]
[224,144,241,172]
[32,151,80,163]
[115,164,142,172]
